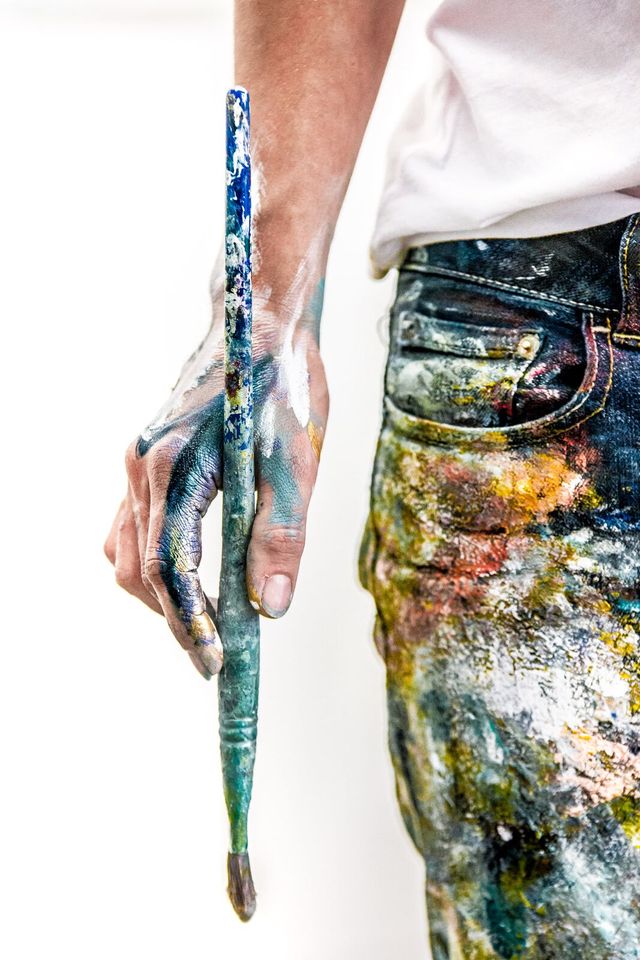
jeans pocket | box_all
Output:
[385,304,613,449]
[387,311,543,427]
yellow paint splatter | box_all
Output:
[307,420,323,460]
[489,451,598,526]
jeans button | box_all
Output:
[516,333,540,359]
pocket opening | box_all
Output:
[397,310,542,361]
[388,311,546,429]
[384,312,613,448]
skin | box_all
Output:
[104,0,406,678]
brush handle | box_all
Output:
[218,87,259,915]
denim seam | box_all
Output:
[401,263,619,315]
[566,312,614,433]
[621,219,634,296]
[618,214,640,336]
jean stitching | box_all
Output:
[619,213,640,334]
[565,313,613,433]
[620,214,640,302]
[621,223,632,299]
[401,263,619,315]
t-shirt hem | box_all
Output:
[369,196,640,279]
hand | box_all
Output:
[104,272,328,679]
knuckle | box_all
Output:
[140,569,154,594]
[145,445,179,491]
[125,437,177,488]
[143,556,169,586]
[256,524,306,558]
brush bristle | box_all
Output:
[227,852,256,921]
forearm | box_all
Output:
[235,0,405,306]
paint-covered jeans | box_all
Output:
[360,217,640,959]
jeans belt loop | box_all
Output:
[615,212,640,344]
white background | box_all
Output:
[0,2,439,957]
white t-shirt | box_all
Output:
[370,0,640,276]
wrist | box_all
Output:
[254,203,332,285]
[252,282,326,357]
[251,215,328,351]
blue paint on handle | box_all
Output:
[217,88,260,915]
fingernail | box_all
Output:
[196,641,224,677]
[190,611,224,677]
[189,650,213,681]
[260,574,292,618]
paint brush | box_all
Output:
[217,86,260,922]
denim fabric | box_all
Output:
[360,216,640,959]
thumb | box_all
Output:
[246,439,316,619]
